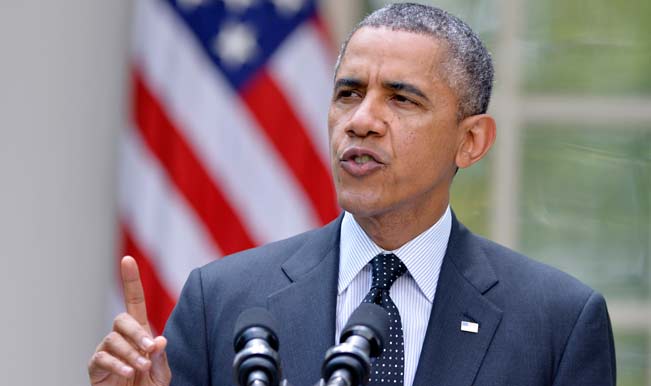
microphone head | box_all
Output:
[341,303,390,357]
[233,307,280,351]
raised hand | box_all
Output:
[88,256,172,386]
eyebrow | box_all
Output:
[383,81,429,101]
[333,78,430,102]
[333,77,364,90]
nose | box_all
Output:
[346,94,387,138]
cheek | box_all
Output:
[327,107,345,142]
[399,121,435,152]
[327,109,335,139]
[328,114,337,155]
[397,127,457,170]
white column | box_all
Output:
[490,0,524,249]
[0,2,132,385]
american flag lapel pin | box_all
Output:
[460,320,479,334]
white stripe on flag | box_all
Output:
[119,128,219,296]
[269,19,334,166]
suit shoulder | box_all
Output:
[177,227,321,305]
[454,229,615,384]
[199,226,321,275]
[196,214,342,281]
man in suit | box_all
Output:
[88,3,616,386]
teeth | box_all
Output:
[354,155,372,164]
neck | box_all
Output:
[353,200,449,251]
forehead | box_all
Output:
[337,27,449,86]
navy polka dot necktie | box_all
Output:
[363,253,407,386]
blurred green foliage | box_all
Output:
[519,123,650,385]
[616,330,650,385]
[520,125,650,299]
[525,0,651,94]
[451,154,491,237]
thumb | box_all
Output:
[150,336,171,385]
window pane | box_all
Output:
[520,124,650,386]
[524,0,651,94]
[519,124,650,299]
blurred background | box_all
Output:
[0,0,648,385]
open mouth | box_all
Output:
[339,147,385,177]
[340,147,384,164]
[352,154,375,164]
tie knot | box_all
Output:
[370,253,407,290]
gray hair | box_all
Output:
[335,3,494,120]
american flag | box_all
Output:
[117,0,339,334]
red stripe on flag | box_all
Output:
[132,68,256,255]
[240,70,339,225]
[119,224,176,334]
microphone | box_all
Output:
[233,307,282,386]
[321,303,390,386]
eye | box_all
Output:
[337,90,353,98]
[393,94,414,104]
[334,89,360,101]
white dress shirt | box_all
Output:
[335,207,452,386]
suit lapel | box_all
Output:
[264,213,503,386]
[267,216,342,386]
[413,215,503,386]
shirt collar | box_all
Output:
[338,206,452,303]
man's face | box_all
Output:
[328,27,463,221]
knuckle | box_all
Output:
[125,293,145,304]
[128,349,142,362]
[113,312,131,328]
[88,355,97,372]
[118,312,131,321]
[105,331,120,345]
[112,313,125,328]
[91,351,106,364]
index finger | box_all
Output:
[120,256,151,332]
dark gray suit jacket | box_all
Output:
[164,214,616,386]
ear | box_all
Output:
[455,114,496,169]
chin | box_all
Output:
[336,190,387,218]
